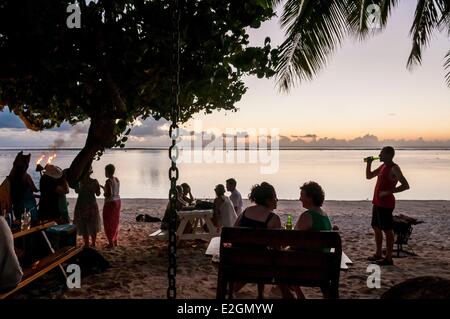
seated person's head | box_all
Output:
[181,183,191,195]
[214,184,226,197]
[226,178,237,191]
[176,185,184,195]
[249,182,277,210]
[300,181,325,209]
[105,164,115,178]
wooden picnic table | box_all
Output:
[150,209,219,241]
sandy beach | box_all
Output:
[11,199,450,299]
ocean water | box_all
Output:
[1,149,450,200]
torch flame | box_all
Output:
[36,155,46,166]
[46,154,57,165]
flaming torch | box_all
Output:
[36,155,46,173]
[46,154,57,165]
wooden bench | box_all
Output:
[0,245,83,299]
[1,222,82,299]
[216,227,342,299]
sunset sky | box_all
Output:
[0,1,449,148]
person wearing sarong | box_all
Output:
[102,164,121,249]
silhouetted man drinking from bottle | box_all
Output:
[366,146,410,266]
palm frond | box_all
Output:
[345,0,399,39]
[407,0,445,69]
[379,0,400,27]
[266,0,285,7]
[276,0,348,92]
[346,0,370,39]
[438,0,450,36]
[444,51,450,87]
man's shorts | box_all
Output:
[371,205,394,230]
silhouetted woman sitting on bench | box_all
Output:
[295,181,332,231]
[281,181,333,299]
[233,182,282,298]
[235,182,281,230]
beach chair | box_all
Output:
[392,214,424,257]
[216,227,342,299]
[0,221,82,299]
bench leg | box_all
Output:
[204,218,218,237]
[217,277,226,299]
[257,283,264,299]
[176,218,189,239]
[321,285,339,299]
[228,282,234,299]
[41,230,67,280]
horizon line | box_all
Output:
[2,147,450,151]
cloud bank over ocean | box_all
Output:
[2,109,450,149]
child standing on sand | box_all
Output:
[102,164,121,249]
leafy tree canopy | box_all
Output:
[0,0,278,183]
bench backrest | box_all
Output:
[217,227,342,298]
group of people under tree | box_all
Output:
[14,154,122,250]
[0,152,122,291]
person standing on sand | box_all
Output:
[73,167,101,248]
[366,146,410,266]
[39,165,70,224]
[8,152,39,222]
[102,164,121,249]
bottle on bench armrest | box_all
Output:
[285,214,293,230]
